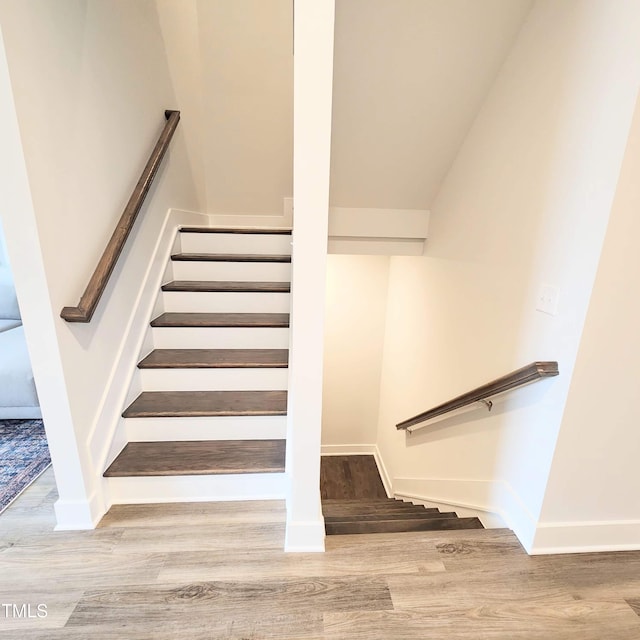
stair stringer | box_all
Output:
[87,209,212,509]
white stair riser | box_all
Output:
[139,367,289,391]
[125,415,287,441]
[107,473,287,504]
[180,232,292,255]
[152,326,290,349]
[162,291,290,313]
[171,260,291,282]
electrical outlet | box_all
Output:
[536,283,559,316]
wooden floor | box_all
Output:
[1,469,640,639]
[320,455,387,500]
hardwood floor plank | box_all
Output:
[156,547,445,582]
[627,599,640,616]
[320,456,387,500]
[324,604,640,640]
[99,500,286,528]
[0,550,164,590]
[150,312,289,328]
[16,616,322,640]
[0,589,84,634]
[137,348,289,369]
[112,522,286,554]
[104,440,286,477]
[66,577,392,627]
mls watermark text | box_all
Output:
[1,603,48,619]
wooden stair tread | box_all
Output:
[162,281,290,293]
[138,349,289,369]
[324,512,458,523]
[151,313,289,328]
[326,517,484,535]
[104,440,286,477]
[179,227,292,235]
[322,507,443,517]
[171,253,292,263]
[123,390,287,418]
[322,504,439,515]
[321,499,421,505]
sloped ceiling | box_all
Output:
[330,0,533,210]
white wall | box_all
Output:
[322,255,389,446]
[157,0,293,216]
[0,0,198,526]
[534,92,640,553]
[330,0,532,209]
[374,0,640,551]
[0,223,9,267]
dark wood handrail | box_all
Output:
[396,361,559,431]
[61,110,180,322]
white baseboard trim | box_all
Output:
[284,519,325,552]
[87,208,213,486]
[53,489,105,530]
[531,519,640,555]
[373,445,392,498]
[393,476,538,552]
[321,444,376,456]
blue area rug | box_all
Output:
[0,419,51,514]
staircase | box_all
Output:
[323,498,483,535]
[104,227,292,502]
[320,455,483,535]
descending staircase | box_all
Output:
[104,227,292,502]
[323,498,484,535]
[320,455,483,535]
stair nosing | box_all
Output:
[171,253,292,263]
[122,390,288,419]
[150,313,290,329]
[138,349,289,370]
[161,281,291,293]
[179,227,292,235]
[103,439,286,477]
[323,512,459,523]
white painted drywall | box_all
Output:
[156,0,206,212]
[285,0,335,552]
[322,255,389,446]
[330,0,532,209]
[0,0,199,526]
[0,19,95,526]
[374,0,640,551]
[157,0,293,216]
[0,223,9,267]
[534,92,640,552]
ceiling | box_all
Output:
[330,0,534,210]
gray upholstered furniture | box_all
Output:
[0,266,41,419]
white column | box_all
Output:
[285,0,335,551]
